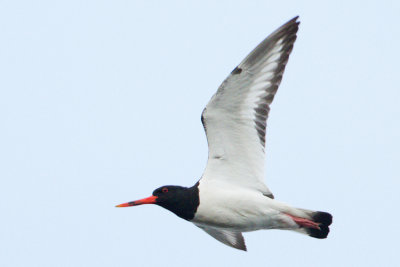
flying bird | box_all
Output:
[116,16,332,251]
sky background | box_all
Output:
[1,1,399,266]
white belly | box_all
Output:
[192,180,299,232]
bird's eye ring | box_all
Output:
[162,188,168,193]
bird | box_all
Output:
[116,16,332,251]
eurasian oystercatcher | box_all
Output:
[116,16,332,251]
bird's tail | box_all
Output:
[306,211,332,238]
[290,209,333,239]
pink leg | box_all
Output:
[286,214,320,230]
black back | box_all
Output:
[153,182,199,221]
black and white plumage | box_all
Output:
[116,17,332,251]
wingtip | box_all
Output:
[292,15,300,22]
[287,16,300,27]
[295,16,301,26]
[234,242,247,252]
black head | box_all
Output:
[152,185,187,204]
[116,183,200,221]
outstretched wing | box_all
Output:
[196,225,247,251]
[201,17,299,196]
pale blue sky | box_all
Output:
[1,1,399,266]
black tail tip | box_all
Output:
[307,211,333,239]
[308,224,330,239]
[313,211,333,226]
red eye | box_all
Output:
[162,188,168,193]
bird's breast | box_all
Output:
[192,181,279,231]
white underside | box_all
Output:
[192,180,312,232]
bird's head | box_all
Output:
[116,184,199,220]
[115,185,186,207]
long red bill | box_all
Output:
[115,195,158,207]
